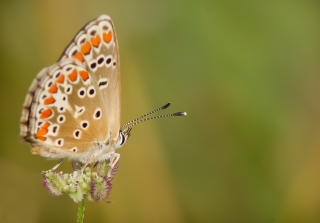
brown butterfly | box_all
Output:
[20,15,186,170]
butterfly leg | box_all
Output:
[51,159,63,171]
[108,152,120,178]
[79,155,95,174]
[42,159,63,174]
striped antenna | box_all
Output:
[125,112,186,129]
[120,102,186,131]
[121,102,172,128]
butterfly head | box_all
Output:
[113,126,131,149]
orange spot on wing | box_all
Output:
[74,52,84,62]
[56,74,65,84]
[103,31,112,43]
[68,69,78,82]
[36,135,46,141]
[81,41,91,54]
[44,96,55,105]
[40,108,52,119]
[42,121,50,128]
[35,122,50,141]
[48,83,58,93]
[79,70,89,81]
[91,35,101,47]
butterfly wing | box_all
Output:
[20,15,121,162]
[59,15,121,146]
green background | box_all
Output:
[1,0,320,222]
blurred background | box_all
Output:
[1,0,320,222]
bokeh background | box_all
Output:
[1,0,320,222]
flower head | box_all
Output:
[42,160,119,203]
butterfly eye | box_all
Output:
[119,132,127,146]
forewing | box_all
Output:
[60,15,121,144]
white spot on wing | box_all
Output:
[55,138,64,146]
[49,124,60,136]
[74,105,85,118]
[58,106,66,113]
[57,115,66,123]
[105,55,112,67]
[78,87,86,98]
[87,86,96,98]
[93,108,102,120]
[65,85,73,94]
[73,129,82,139]
[98,78,108,90]
[97,55,105,67]
[80,120,89,129]
[89,60,97,72]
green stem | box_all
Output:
[77,196,85,223]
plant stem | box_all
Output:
[77,196,85,223]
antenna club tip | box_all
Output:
[162,102,172,109]
[174,111,187,116]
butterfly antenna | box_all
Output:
[121,102,172,129]
[121,111,187,131]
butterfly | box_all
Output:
[20,15,186,170]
